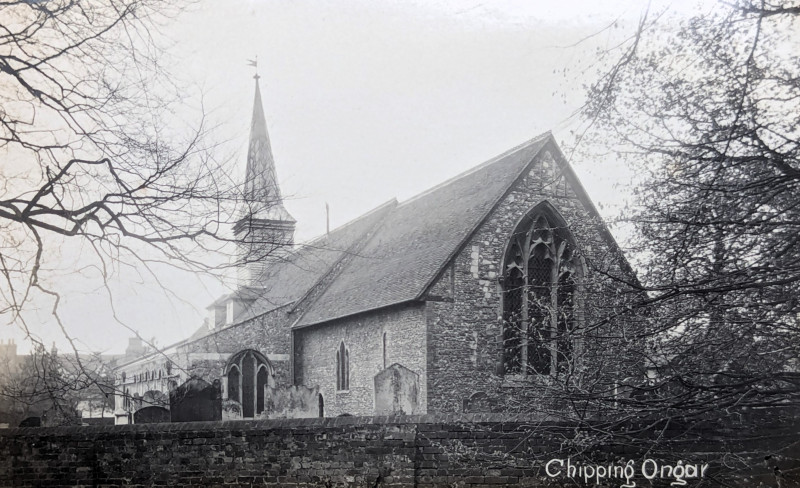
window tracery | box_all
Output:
[502,204,580,376]
[224,349,273,418]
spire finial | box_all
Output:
[247,56,259,80]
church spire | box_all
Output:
[235,73,296,286]
[242,76,292,223]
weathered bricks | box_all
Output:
[0,414,793,487]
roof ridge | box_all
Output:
[303,198,399,247]
[398,131,552,208]
[414,134,553,301]
[287,201,397,317]
[294,132,555,328]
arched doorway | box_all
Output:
[224,349,274,418]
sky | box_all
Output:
[2,0,706,355]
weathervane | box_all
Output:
[247,56,259,80]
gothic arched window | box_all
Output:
[501,204,580,376]
[336,341,349,391]
[224,349,273,418]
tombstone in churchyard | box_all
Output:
[169,378,222,422]
[18,417,41,427]
[133,406,171,424]
[374,363,419,415]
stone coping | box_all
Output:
[0,412,566,436]
[2,408,793,438]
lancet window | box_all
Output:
[336,341,350,391]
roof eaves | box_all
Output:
[290,298,421,330]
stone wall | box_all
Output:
[114,305,294,423]
[0,414,795,487]
[424,147,642,413]
[182,304,292,384]
[294,304,428,417]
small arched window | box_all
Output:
[336,341,349,391]
[121,372,126,383]
[501,203,580,376]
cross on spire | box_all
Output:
[240,68,294,224]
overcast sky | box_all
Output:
[4,0,707,355]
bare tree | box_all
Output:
[0,344,86,427]
[0,0,289,419]
[564,0,800,480]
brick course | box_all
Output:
[0,413,795,487]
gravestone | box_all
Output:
[133,406,170,424]
[263,384,320,419]
[374,363,419,415]
[169,378,221,422]
[18,417,41,427]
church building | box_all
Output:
[113,79,639,423]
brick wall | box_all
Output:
[294,304,428,417]
[0,414,795,487]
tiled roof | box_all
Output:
[293,133,552,327]
[233,199,397,323]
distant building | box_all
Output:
[113,78,638,423]
[0,340,115,427]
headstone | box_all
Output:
[263,384,320,419]
[18,417,41,427]
[374,363,419,415]
[462,391,495,413]
[169,378,221,422]
[133,406,170,424]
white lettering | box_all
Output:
[671,461,687,486]
[545,459,563,477]
[583,465,595,483]
[622,460,636,488]
[567,458,577,478]
[642,459,658,479]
